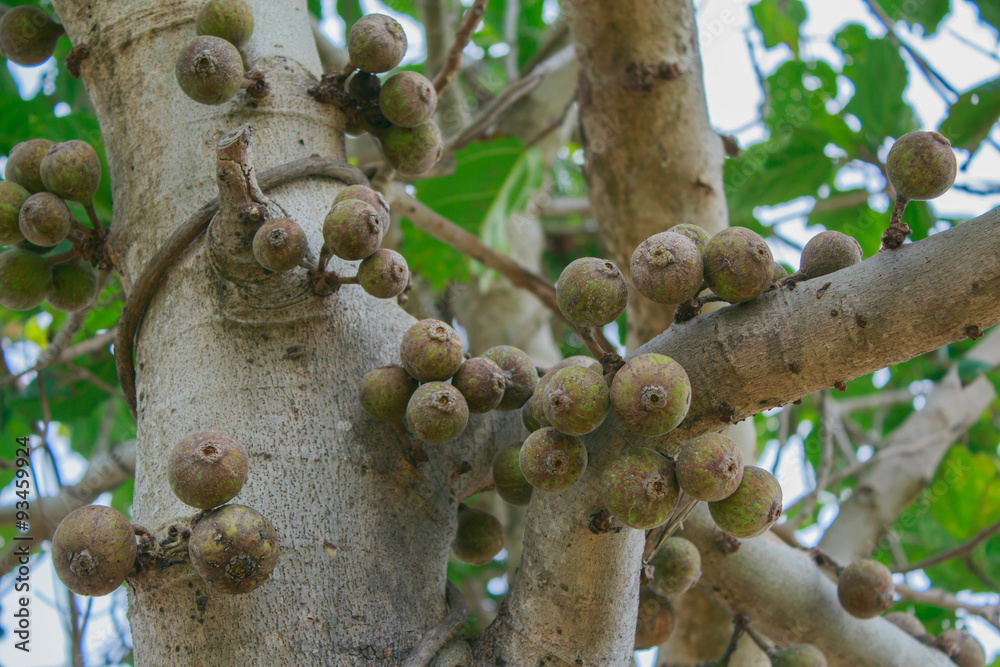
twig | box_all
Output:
[433,0,488,94]
[837,389,917,413]
[83,203,106,235]
[786,392,835,530]
[115,155,367,418]
[642,494,699,561]
[403,580,469,667]
[893,516,1000,574]
[895,584,1000,631]
[503,0,519,82]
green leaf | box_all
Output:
[939,77,1000,155]
[957,358,995,386]
[971,0,1000,32]
[751,0,808,56]
[877,0,950,35]
[929,447,1000,539]
[762,60,855,151]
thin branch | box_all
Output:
[642,494,699,561]
[433,0,488,94]
[893,516,1000,574]
[837,389,918,413]
[503,0,519,82]
[786,392,835,529]
[403,581,469,667]
[895,584,1000,632]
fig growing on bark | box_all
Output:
[836,559,894,619]
[176,35,244,105]
[48,258,99,312]
[378,121,444,176]
[348,71,382,103]
[323,199,384,261]
[399,318,464,382]
[883,611,925,638]
[0,247,52,310]
[634,588,675,650]
[405,382,469,443]
[798,230,862,280]
[702,227,774,302]
[670,223,712,254]
[630,231,704,304]
[610,354,691,436]
[40,140,102,205]
[51,505,137,597]
[333,184,391,232]
[647,537,701,597]
[676,433,744,502]
[452,357,506,413]
[519,427,587,492]
[18,192,72,247]
[0,180,29,245]
[358,248,409,299]
[541,365,610,436]
[347,13,407,74]
[708,465,782,538]
[196,0,255,50]
[188,504,280,595]
[452,504,504,565]
[492,444,533,506]
[379,71,438,128]
[556,257,629,328]
[168,431,249,509]
[0,6,63,67]
[934,629,986,667]
[886,131,957,201]
[359,364,419,423]
[521,393,549,432]
[5,138,54,193]
[252,218,308,273]
[770,644,828,667]
[600,447,679,530]
[482,345,538,411]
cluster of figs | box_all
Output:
[0,138,104,311]
[52,431,279,597]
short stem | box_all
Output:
[316,245,332,273]
[890,196,909,228]
[339,275,359,285]
[83,203,106,235]
[69,218,95,239]
[742,620,774,656]
[45,249,80,268]
[298,258,319,272]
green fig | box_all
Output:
[883,611,925,638]
[39,140,102,205]
[836,560,894,619]
[556,257,629,328]
[610,354,691,437]
[378,121,443,176]
[406,382,469,443]
[600,447,679,530]
[648,537,701,597]
[252,218,307,273]
[703,227,773,302]
[886,131,957,201]
[359,364,419,423]
[176,35,244,105]
[676,433,744,502]
[798,230,862,279]
[0,6,63,67]
[196,0,255,50]
[630,231,704,304]
[188,504,279,595]
[0,247,52,310]
[322,199,384,261]
[333,184,391,232]
[48,258,98,312]
[670,224,712,254]
[493,444,533,506]
[358,248,409,299]
[379,71,437,128]
[399,319,464,382]
[519,427,587,492]
[708,466,782,538]
[452,504,504,565]
[482,345,538,411]
[168,431,248,510]
[541,365,609,436]
[18,192,72,247]
[934,629,985,667]
[452,357,506,413]
[5,138,53,193]
[0,180,29,245]
[634,588,675,650]
[347,13,407,74]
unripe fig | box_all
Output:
[48,258,98,312]
[556,257,628,328]
[452,356,506,413]
[836,559,894,619]
[670,224,712,254]
[0,180,29,245]
[452,504,504,565]
[51,505,136,597]
[772,262,790,283]
[610,354,691,436]
[406,382,469,443]
[358,248,409,299]
[482,345,538,411]
[359,364,419,423]
[347,14,407,74]
[252,218,307,273]
[708,466,782,538]
[770,644,828,667]
[798,230,862,279]
[541,365,609,436]
[40,140,101,205]
[18,192,72,247]
[188,504,279,594]
[600,447,679,530]
[886,131,957,201]
[0,247,52,310]
[630,232,704,304]
[493,444,533,506]
[648,537,701,597]
[333,184,391,232]
[379,120,444,176]
[176,35,244,105]
[348,71,382,103]
[196,0,255,50]
[168,431,248,509]
[934,629,986,667]
[379,71,438,128]
[16,239,55,255]
[0,6,63,67]
[519,427,587,492]
[634,588,675,650]
[883,611,925,637]
[5,138,53,193]
[703,227,773,302]
[521,393,550,432]
[676,433,744,502]
[399,319,464,382]
[323,199,384,261]
[549,355,603,375]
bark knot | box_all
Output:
[624,60,683,93]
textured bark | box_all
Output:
[566,0,729,348]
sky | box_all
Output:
[2,0,999,665]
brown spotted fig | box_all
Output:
[630,231,704,304]
[837,560,894,619]
[0,247,52,310]
[519,427,587,492]
[648,537,701,597]
[452,504,504,565]
[379,71,437,128]
[521,393,549,432]
[703,227,773,302]
[601,447,679,530]
[634,588,675,650]
[176,35,244,105]
[323,199,384,261]
[399,319,464,382]
[406,382,469,443]
[493,444,533,506]
[48,258,98,312]
[196,0,255,50]
[359,364,419,423]
[452,357,506,413]
[934,629,986,667]
[770,644,828,667]
[51,505,136,597]
[541,365,609,436]
[168,431,248,510]
[347,14,407,74]
[798,230,862,279]
[188,504,279,594]
[252,218,308,273]
[708,465,782,538]
[40,140,102,205]
[886,131,957,201]
[18,192,72,247]
[556,257,628,328]
[378,121,444,176]
[670,224,712,254]
[0,180,29,245]
[333,184,391,232]
[0,6,63,67]
[358,248,409,299]
[610,354,691,436]
[5,138,53,193]
[482,345,538,411]
[884,611,925,638]
[676,433,744,502]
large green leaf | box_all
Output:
[751,0,807,56]
[929,447,1000,540]
[877,0,950,35]
[970,0,1000,33]
[763,59,857,154]
[939,77,1000,155]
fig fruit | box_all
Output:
[399,318,464,382]
[702,227,773,302]
[600,447,680,530]
[51,505,136,597]
[452,356,506,413]
[770,644,828,667]
[708,465,782,538]
[48,258,98,312]
[836,559,894,619]
[0,247,52,310]
[359,364,419,423]
[18,192,72,247]
[379,121,444,176]
[519,427,587,492]
[670,223,712,254]
[630,231,704,304]
[0,180,29,245]
[0,6,63,67]
[493,444,533,506]
[347,14,407,74]
[648,537,701,597]
[883,611,924,638]
[196,0,255,50]
[252,218,307,273]
[798,230,862,279]
[634,588,675,650]
[934,629,986,667]
[610,354,691,436]
[556,257,628,328]
[406,382,469,443]
[176,35,244,105]
[358,248,409,299]
[40,140,102,205]
[168,431,249,510]
[333,184,391,232]
[452,504,504,565]
[482,345,538,411]
[322,199,383,261]
[676,433,744,502]
[886,131,957,201]
[188,504,280,594]
[379,71,438,128]
[5,138,53,193]
[541,365,610,436]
